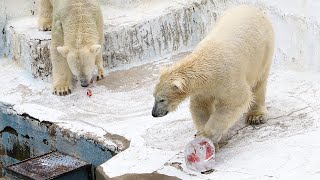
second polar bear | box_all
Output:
[38,0,105,95]
[152,5,275,143]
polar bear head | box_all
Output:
[152,69,188,117]
[57,45,101,87]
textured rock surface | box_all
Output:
[4,0,219,81]
[0,0,7,56]
[0,0,38,56]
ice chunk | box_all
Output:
[184,137,215,172]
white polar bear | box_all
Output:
[38,0,105,95]
[152,5,275,143]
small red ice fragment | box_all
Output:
[87,89,92,97]
[187,153,200,163]
[205,146,214,160]
[199,141,208,146]
[199,141,214,160]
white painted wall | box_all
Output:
[233,0,320,72]
[0,0,6,55]
[0,1,7,56]
[0,0,141,56]
[4,0,38,19]
[0,0,38,56]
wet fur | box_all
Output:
[153,5,275,142]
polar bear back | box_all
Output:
[52,0,102,47]
[195,5,274,87]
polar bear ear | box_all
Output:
[172,79,185,92]
[90,45,102,55]
[57,46,69,58]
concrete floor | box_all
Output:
[1,50,320,179]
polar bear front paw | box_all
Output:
[194,131,220,151]
[38,18,52,31]
[196,130,222,144]
[53,84,72,96]
[246,112,265,125]
[195,130,211,139]
[96,69,105,81]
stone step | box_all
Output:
[3,0,221,81]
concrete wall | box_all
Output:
[4,0,38,19]
[1,0,320,72]
[3,0,220,81]
[231,0,320,72]
[0,0,38,56]
[0,0,142,56]
[0,103,114,172]
[0,0,7,56]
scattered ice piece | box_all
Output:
[87,89,93,97]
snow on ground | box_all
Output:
[1,50,320,179]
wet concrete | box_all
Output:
[108,173,181,180]
[96,165,181,180]
[97,51,191,91]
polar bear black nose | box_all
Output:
[81,83,89,87]
[80,79,89,87]
[152,103,169,117]
[152,105,159,117]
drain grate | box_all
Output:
[5,151,93,180]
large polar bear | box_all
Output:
[152,5,275,143]
[38,0,105,95]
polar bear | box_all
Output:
[152,5,275,143]
[38,0,105,95]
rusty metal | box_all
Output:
[5,151,93,180]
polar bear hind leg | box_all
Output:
[246,79,268,125]
[246,40,274,125]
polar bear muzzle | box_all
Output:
[80,78,90,87]
[152,100,169,117]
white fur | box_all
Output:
[38,0,105,95]
[154,5,275,143]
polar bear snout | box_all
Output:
[80,79,90,87]
[80,75,93,87]
[80,78,93,87]
[152,101,169,117]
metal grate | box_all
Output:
[5,151,93,180]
